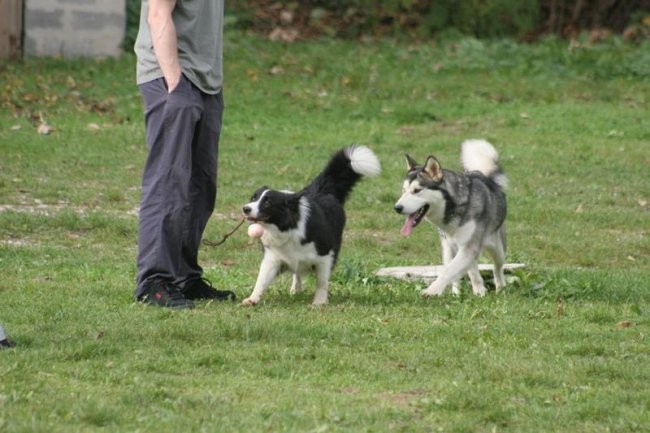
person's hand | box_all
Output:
[166,71,182,93]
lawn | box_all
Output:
[1,33,649,432]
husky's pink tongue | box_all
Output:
[400,214,417,236]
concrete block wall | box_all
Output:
[24,0,125,57]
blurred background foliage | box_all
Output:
[124,0,649,50]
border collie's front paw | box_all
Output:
[241,297,259,307]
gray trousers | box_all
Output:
[135,75,224,297]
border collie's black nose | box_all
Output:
[243,206,251,215]
[394,205,403,214]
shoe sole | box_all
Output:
[138,297,194,309]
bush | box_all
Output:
[421,0,540,38]
[227,0,647,39]
[124,0,649,51]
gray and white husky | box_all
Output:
[394,139,508,297]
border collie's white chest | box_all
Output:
[261,227,332,272]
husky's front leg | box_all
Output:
[242,253,282,306]
[422,247,478,297]
[439,231,460,295]
[466,261,486,296]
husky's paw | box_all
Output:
[311,296,328,306]
[420,289,444,297]
[241,297,259,307]
[472,286,487,297]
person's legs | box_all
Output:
[135,76,202,299]
[135,79,234,304]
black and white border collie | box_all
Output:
[241,145,381,306]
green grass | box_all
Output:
[1,34,649,432]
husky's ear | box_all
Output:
[405,154,418,172]
[423,156,443,181]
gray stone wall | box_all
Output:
[24,0,125,57]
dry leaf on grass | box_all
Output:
[37,122,53,135]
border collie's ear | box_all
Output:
[251,186,269,200]
[423,156,443,181]
[405,154,418,172]
[288,193,302,209]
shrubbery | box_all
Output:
[123,0,649,50]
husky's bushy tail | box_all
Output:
[461,139,508,189]
[305,145,381,204]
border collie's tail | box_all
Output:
[461,139,508,190]
[305,145,381,204]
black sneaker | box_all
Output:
[138,279,194,309]
[182,278,236,301]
